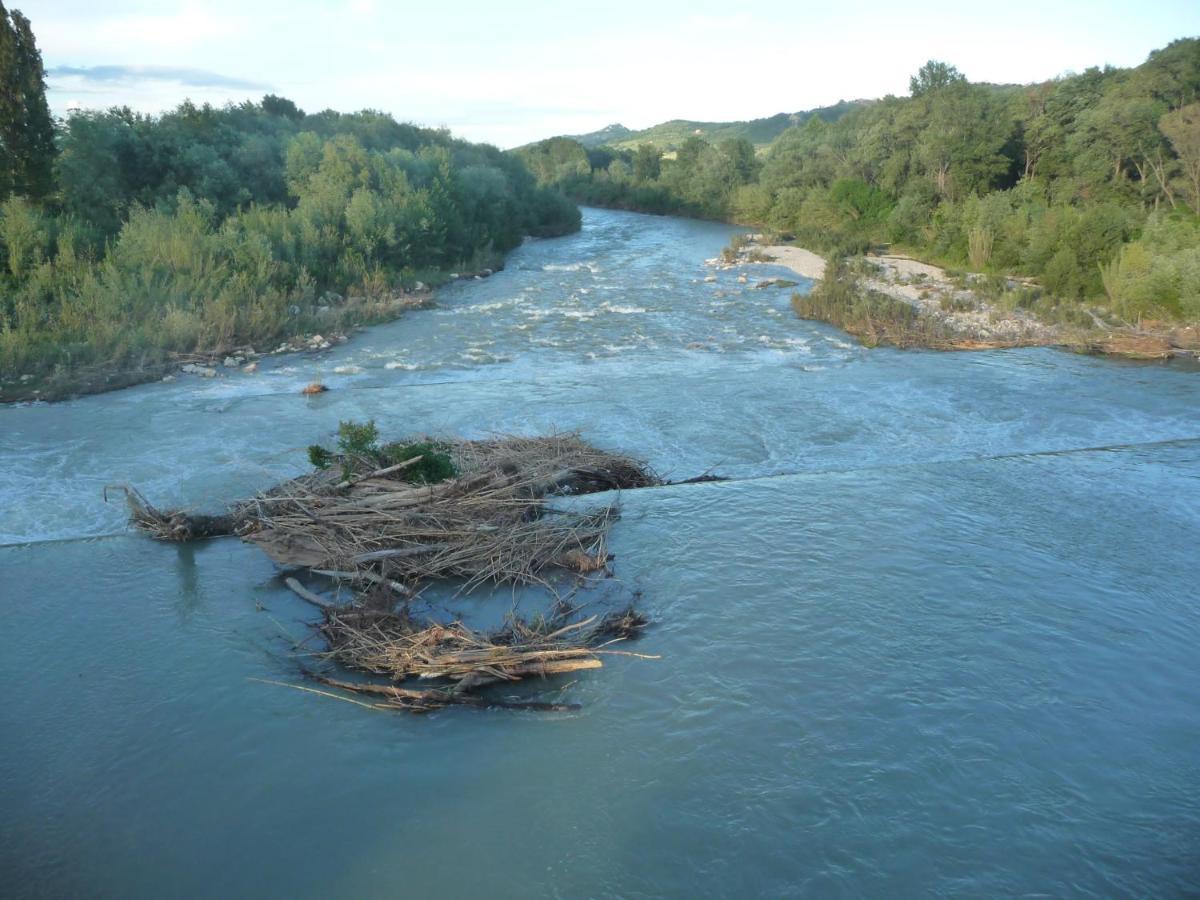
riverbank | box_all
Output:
[0,266,511,405]
[0,289,430,405]
[719,237,1200,361]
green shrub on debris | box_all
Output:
[308,420,458,484]
[380,441,458,484]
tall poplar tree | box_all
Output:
[0,2,17,199]
[0,2,55,200]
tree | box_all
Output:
[1072,90,1166,191]
[261,94,305,121]
[0,2,17,199]
[674,136,708,171]
[918,83,1011,197]
[830,178,891,224]
[718,137,759,184]
[632,143,661,182]
[511,136,588,186]
[686,144,740,216]
[1160,102,1200,211]
[910,60,966,97]
[1028,67,1114,186]
[1132,38,1200,109]
[0,4,56,201]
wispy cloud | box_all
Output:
[24,0,1200,148]
[48,65,269,91]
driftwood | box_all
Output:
[227,433,655,590]
[106,485,238,541]
[273,575,654,712]
[309,674,582,713]
[307,599,652,710]
[121,434,657,586]
[284,576,332,609]
[121,433,661,714]
[332,455,424,490]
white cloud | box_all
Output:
[23,0,1200,148]
[36,2,246,57]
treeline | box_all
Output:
[517,39,1200,323]
[0,8,578,388]
[515,135,758,220]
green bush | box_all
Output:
[337,419,380,457]
[380,440,458,484]
[308,445,334,469]
[887,193,934,245]
[306,422,458,484]
[1042,246,1085,300]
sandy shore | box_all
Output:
[717,238,1054,345]
[754,244,827,280]
[710,236,1199,359]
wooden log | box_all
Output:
[285,577,333,609]
[249,530,331,567]
[311,568,415,599]
[312,674,579,712]
[334,455,424,490]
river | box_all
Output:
[2,207,1198,897]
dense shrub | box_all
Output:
[0,98,581,382]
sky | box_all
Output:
[18,0,1200,148]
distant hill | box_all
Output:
[547,100,866,152]
[569,123,636,148]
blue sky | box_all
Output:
[19,0,1200,148]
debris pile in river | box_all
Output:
[293,589,651,711]
[116,431,660,713]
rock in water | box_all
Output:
[182,363,218,377]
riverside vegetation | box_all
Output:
[4,1,1197,398]
[0,5,578,401]
[516,40,1200,348]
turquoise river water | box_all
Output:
[1,208,1198,897]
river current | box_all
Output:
[2,208,1198,896]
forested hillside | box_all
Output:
[519,40,1200,324]
[551,101,861,152]
[0,5,578,393]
